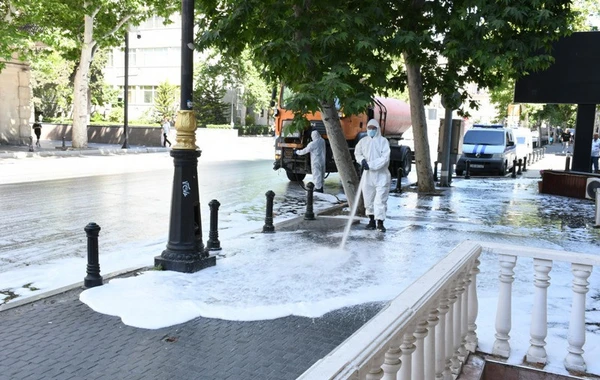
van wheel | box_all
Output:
[456,169,464,176]
[498,162,506,176]
[286,171,306,182]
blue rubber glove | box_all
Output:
[361,159,369,170]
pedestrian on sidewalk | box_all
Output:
[162,118,172,147]
[294,130,326,192]
[32,120,42,147]
[354,119,391,232]
[591,132,600,173]
[561,129,572,154]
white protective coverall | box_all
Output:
[354,119,391,220]
[296,130,326,190]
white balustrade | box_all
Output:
[527,258,552,364]
[492,254,517,358]
[296,242,599,380]
[564,263,593,372]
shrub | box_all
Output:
[237,125,271,136]
[206,124,233,129]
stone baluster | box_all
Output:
[493,254,517,358]
[467,258,481,352]
[459,273,470,362]
[445,283,457,380]
[436,291,450,380]
[527,258,552,364]
[399,332,416,380]
[381,341,402,380]
[425,307,440,380]
[564,263,592,372]
[451,276,465,375]
[412,318,428,380]
[365,351,385,380]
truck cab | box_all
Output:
[455,125,517,176]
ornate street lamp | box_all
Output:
[154,0,216,272]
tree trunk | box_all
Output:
[72,14,95,148]
[320,99,364,214]
[403,54,435,193]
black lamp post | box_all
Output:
[121,31,130,149]
[154,0,216,272]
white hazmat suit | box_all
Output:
[295,130,326,191]
[354,119,391,223]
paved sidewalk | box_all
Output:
[0,142,593,380]
[0,140,168,159]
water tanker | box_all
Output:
[272,86,414,182]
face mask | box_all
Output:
[367,129,377,138]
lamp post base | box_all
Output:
[154,253,215,273]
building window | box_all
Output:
[141,86,157,104]
[427,108,437,120]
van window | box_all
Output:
[463,130,504,145]
[516,137,525,144]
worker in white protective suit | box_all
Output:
[354,119,391,232]
[295,130,326,192]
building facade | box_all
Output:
[0,54,33,145]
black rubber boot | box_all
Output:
[365,215,376,230]
[376,220,386,232]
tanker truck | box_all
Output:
[272,86,414,182]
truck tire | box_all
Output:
[286,171,306,182]
[498,161,507,176]
[402,156,411,176]
[456,169,464,176]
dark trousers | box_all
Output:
[163,133,171,147]
[592,156,599,173]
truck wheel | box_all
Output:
[498,162,506,176]
[456,169,464,176]
[402,158,411,176]
[286,171,306,182]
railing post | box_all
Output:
[83,222,103,288]
[412,319,428,380]
[366,352,385,380]
[527,258,552,364]
[399,332,416,380]
[304,182,316,220]
[493,254,517,358]
[262,190,275,233]
[564,263,592,372]
[451,278,464,375]
[445,284,457,380]
[436,291,450,380]
[382,343,402,380]
[206,199,222,251]
[466,258,480,352]
[460,274,470,362]
[425,307,439,380]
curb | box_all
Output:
[0,147,169,159]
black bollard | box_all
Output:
[304,182,316,220]
[565,156,571,171]
[392,167,404,193]
[522,156,527,172]
[62,136,66,150]
[262,190,275,233]
[511,160,517,178]
[433,161,438,181]
[465,160,471,179]
[517,159,523,175]
[542,147,545,158]
[84,222,103,288]
[28,136,34,152]
[206,199,222,251]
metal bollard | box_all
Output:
[206,199,222,251]
[62,136,66,150]
[565,156,571,171]
[465,160,471,179]
[511,160,517,178]
[304,182,316,220]
[522,157,527,172]
[84,222,103,288]
[517,159,523,175]
[262,190,275,233]
[391,167,404,193]
[542,147,546,158]
[28,136,34,152]
[433,161,438,181]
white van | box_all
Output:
[455,125,517,176]
[512,127,533,164]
